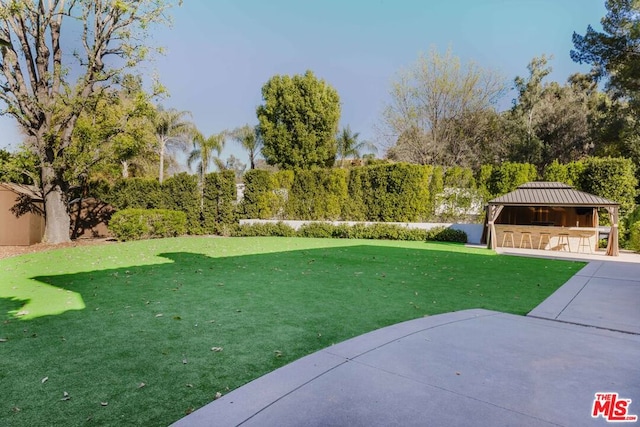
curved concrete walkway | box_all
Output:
[173,250,640,427]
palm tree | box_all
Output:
[231,124,262,169]
[188,131,225,210]
[153,107,194,183]
[336,126,378,167]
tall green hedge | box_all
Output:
[578,157,637,216]
[162,173,201,234]
[477,162,538,199]
[203,170,237,233]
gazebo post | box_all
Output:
[487,204,503,250]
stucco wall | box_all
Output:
[0,188,45,246]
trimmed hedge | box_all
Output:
[109,209,187,241]
[232,222,467,243]
[629,221,640,253]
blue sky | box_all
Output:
[0,0,607,166]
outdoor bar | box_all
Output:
[484,182,620,256]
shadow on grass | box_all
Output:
[12,242,582,321]
[0,242,584,426]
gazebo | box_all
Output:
[485,182,620,256]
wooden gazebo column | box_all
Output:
[486,204,504,250]
[606,206,619,256]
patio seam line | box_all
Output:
[552,261,598,320]
[339,358,565,427]
[236,359,350,427]
[322,310,501,360]
[525,317,640,336]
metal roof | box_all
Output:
[488,181,618,207]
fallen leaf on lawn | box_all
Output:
[186,384,193,388]
[173,316,182,320]
[137,382,146,389]
[0,338,7,342]
[274,350,283,358]
[101,402,108,406]
[211,347,223,352]
[11,407,20,412]
[214,392,222,399]
[185,407,194,415]
[15,310,29,317]
[41,376,48,384]
[155,313,163,318]
[182,356,188,364]
[61,391,70,401]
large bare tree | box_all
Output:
[0,0,179,243]
[381,47,506,167]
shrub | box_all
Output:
[231,222,296,237]
[109,209,187,241]
[162,173,201,234]
[297,222,335,238]
[628,221,640,253]
[426,227,467,243]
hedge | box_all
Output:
[232,222,467,243]
[108,209,187,241]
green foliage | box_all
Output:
[287,169,348,220]
[344,167,369,221]
[240,169,277,219]
[108,209,186,241]
[233,222,466,242]
[257,70,341,169]
[161,173,201,234]
[578,157,637,215]
[426,226,468,243]
[542,160,585,186]
[628,221,640,253]
[428,166,444,218]
[107,178,163,209]
[478,162,538,199]
[364,163,431,222]
[203,171,237,233]
[0,148,39,185]
[231,222,296,237]
[443,166,476,188]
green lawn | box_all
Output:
[0,237,584,426]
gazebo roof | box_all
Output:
[488,181,618,207]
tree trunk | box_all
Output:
[159,141,165,184]
[42,165,71,244]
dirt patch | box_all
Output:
[0,238,116,260]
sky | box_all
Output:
[0,0,608,167]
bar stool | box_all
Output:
[538,232,551,250]
[520,231,533,248]
[578,234,593,254]
[501,230,515,247]
[558,233,571,252]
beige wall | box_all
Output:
[0,188,45,246]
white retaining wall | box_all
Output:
[239,219,484,245]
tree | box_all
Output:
[336,126,377,167]
[257,70,341,169]
[571,0,640,103]
[381,47,506,167]
[231,124,261,170]
[0,0,179,243]
[70,76,156,182]
[153,106,194,184]
[187,131,225,211]
[509,57,598,169]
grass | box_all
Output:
[0,237,585,426]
